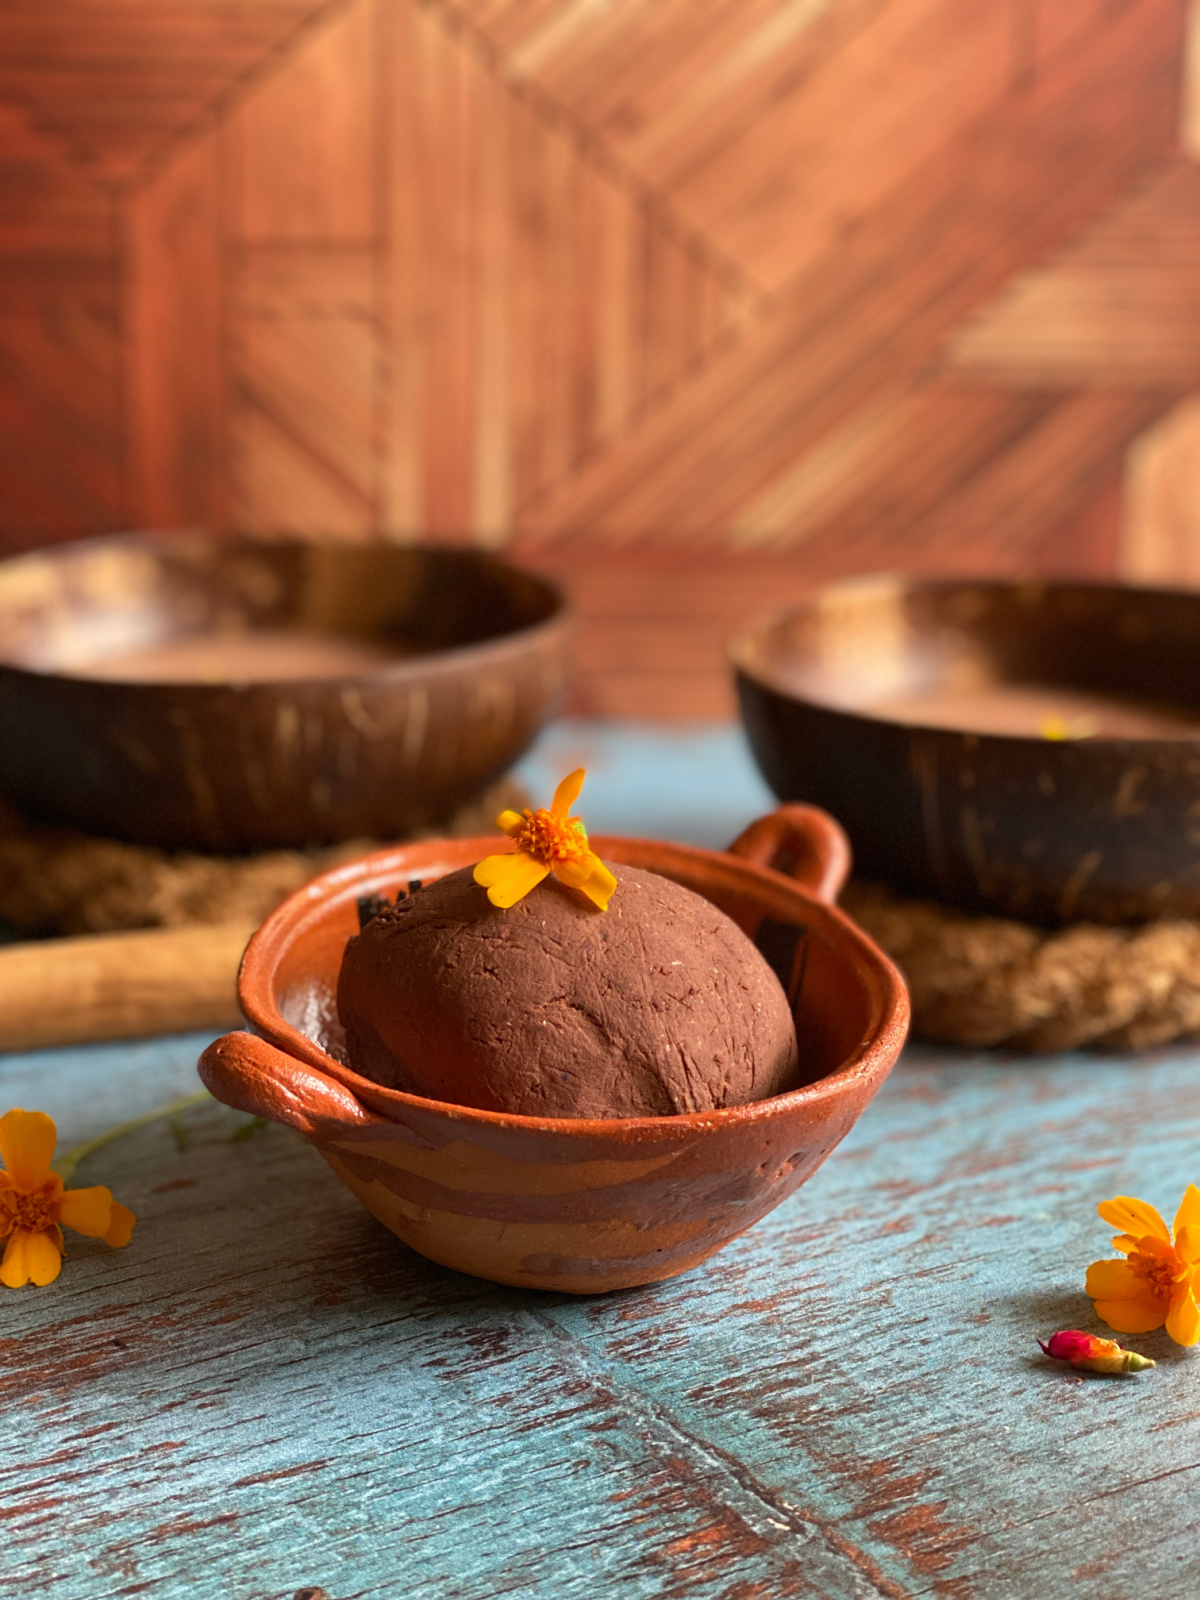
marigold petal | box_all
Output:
[0,1226,62,1288]
[1098,1196,1170,1243]
[1111,1234,1140,1256]
[473,851,550,908]
[59,1185,114,1240]
[550,768,585,818]
[1174,1224,1200,1267]
[1085,1259,1141,1299]
[0,1109,57,1190]
[1092,1298,1167,1334]
[1166,1288,1200,1347]
[496,810,526,836]
[103,1202,136,1249]
[551,853,616,901]
[1134,1234,1177,1264]
[574,858,618,911]
[1174,1184,1200,1242]
[1085,1259,1146,1300]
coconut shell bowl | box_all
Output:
[199,805,909,1295]
[0,532,568,851]
[735,576,1200,926]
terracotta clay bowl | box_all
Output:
[198,806,909,1294]
[0,532,568,851]
[735,576,1200,925]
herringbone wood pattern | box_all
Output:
[0,0,1196,712]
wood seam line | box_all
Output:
[233,376,377,514]
[0,82,110,195]
[0,89,115,204]
[114,0,366,200]
[504,306,761,529]
[417,0,766,313]
[410,0,771,528]
[763,41,1185,311]
[524,1307,914,1600]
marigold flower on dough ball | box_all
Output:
[0,1108,135,1288]
[1085,1187,1200,1347]
[474,767,617,911]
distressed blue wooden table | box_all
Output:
[4,724,1199,1600]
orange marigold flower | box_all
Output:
[1038,1329,1154,1374]
[474,767,617,912]
[1085,1188,1200,1347]
[0,1108,135,1288]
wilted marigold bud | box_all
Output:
[1038,1329,1155,1375]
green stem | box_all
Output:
[52,1090,211,1184]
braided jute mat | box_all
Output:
[841,881,1200,1053]
[0,777,529,941]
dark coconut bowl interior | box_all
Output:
[0,533,568,851]
[734,577,1200,925]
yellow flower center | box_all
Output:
[1130,1246,1184,1299]
[513,808,589,867]
[2,1183,57,1234]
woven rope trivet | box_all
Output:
[0,777,529,939]
[841,881,1200,1053]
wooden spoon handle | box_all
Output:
[199,1030,384,1137]
[727,804,852,905]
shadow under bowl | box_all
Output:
[0,532,568,851]
[199,807,909,1294]
[734,575,1200,925]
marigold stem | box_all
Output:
[52,1090,211,1184]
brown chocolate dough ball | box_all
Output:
[337,863,799,1118]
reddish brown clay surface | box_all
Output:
[199,806,909,1293]
[336,863,800,1117]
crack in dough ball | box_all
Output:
[337,863,799,1118]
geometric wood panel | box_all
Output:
[129,0,748,543]
[454,0,1020,292]
[0,0,1195,641]
[0,0,335,183]
[515,0,1187,547]
[947,161,1200,387]
[126,134,227,530]
[0,101,122,541]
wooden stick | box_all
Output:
[0,922,259,1052]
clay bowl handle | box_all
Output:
[727,804,852,905]
[199,1032,385,1138]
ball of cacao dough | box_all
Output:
[337,863,799,1118]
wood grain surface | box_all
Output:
[0,0,1195,583]
[3,1031,1199,1598]
[2,723,1198,1597]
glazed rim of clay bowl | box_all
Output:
[230,808,910,1138]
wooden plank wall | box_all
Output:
[0,0,1195,715]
